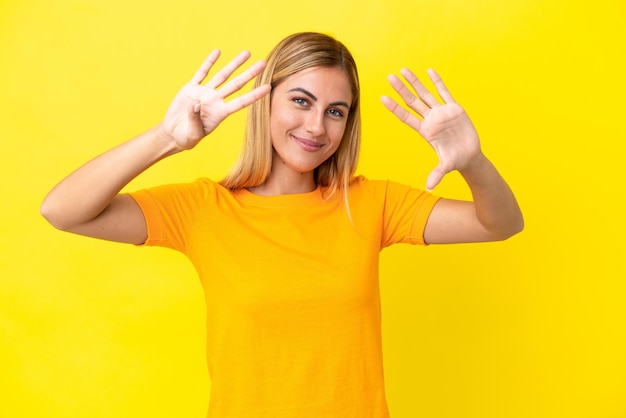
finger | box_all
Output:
[188,101,206,140]
[426,165,447,192]
[225,84,271,115]
[400,68,441,108]
[387,74,431,118]
[218,59,267,98]
[427,69,455,103]
[380,95,422,132]
[206,50,252,89]
[191,49,221,85]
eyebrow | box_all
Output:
[287,87,351,109]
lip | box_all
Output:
[292,135,325,152]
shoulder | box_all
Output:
[348,175,425,197]
[346,175,401,211]
[129,177,234,207]
[159,177,232,196]
[348,175,388,193]
[348,175,440,214]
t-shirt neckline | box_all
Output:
[234,187,327,208]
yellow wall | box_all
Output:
[1,0,625,417]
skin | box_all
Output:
[40,50,271,244]
[249,67,353,196]
[381,68,524,243]
[40,48,523,246]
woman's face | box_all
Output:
[269,66,353,177]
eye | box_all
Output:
[292,97,309,106]
[327,108,345,118]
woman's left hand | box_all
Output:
[382,68,482,191]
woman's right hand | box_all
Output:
[159,49,271,151]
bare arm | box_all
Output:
[41,50,270,244]
[381,68,523,244]
[423,154,524,244]
[40,128,176,243]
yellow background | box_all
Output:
[1,0,625,417]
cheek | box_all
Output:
[325,131,346,158]
[269,115,285,144]
[270,110,298,138]
[329,121,348,145]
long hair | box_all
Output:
[220,32,361,200]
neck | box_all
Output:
[248,159,317,197]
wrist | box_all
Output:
[460,151,488,174]
[153,124,184,156]
[458,152,496,187]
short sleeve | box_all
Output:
[380,180,441,248]
[128,180,209,252]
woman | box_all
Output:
[41,32,523,417]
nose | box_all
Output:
[304,108,326,137]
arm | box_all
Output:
[41,50,271,244]
[381,68,523,244]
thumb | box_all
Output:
[425,165,446,192]
[191,100,201,118]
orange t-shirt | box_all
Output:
[129,176,440,418]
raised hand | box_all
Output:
[160,49,271,151]
[381,68,482,191]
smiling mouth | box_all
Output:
[292,136,324,152]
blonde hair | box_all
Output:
[220,32,361,201]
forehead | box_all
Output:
[277,66,353,102]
